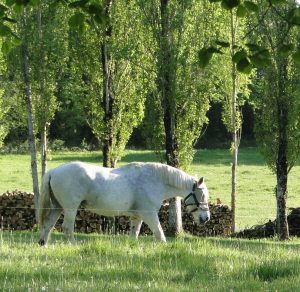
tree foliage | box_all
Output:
[138,0,225,169]
[67,0,146,166]
[253,1,300,173]
[199,0,300,74]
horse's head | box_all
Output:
[183,177,210,224]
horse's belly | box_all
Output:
[85,187,136,216]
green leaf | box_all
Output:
[69,0,89,9]
[68,12,85,27]
[278,44,294,57]
[236,5,247,17]
[0,24,12,36]
[221,0,241,10]
[0,4,8,16]
[208,0,222,2]
[29,0,39,6]
[269,0,286,4]
[198,48,214,68]
[292,50,300,65]
[5,0,15,6]
[13,4,23,14]
[245,43,261,51]
[232,49,247,63]
[11,36,21,46]
[86,3,102,15]
[207,46,223,54]
[215,40,230,48]
[15,0,30,5]
[2,17,17,23]
[250,50,272,67]
[1,40,13,55]
[288,8,300,26]
[244,1,258,13]
[237,57,252,74]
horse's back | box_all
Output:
[49,162,108,205]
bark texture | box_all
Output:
[101,0,115,168]
[230,11,238,233]
[276,61,289,240]
[159,0,183,235]
[21,10,40,220]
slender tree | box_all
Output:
[20,8,40,216]
[253,0,300,240]
[68,0,145,168]
[138,0,220,235]
[30,1,68,176]
[0,92,8,148]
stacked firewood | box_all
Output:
[0,190,233,236]
[0,190,36,230]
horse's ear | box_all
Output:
[198,177,204,186]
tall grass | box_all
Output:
[1,231,300,291]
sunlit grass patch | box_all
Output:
[1,231,300,291]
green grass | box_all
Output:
[1,148,300,229]
[1,149,300,291]
[1,231,300,291]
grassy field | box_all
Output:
[1,147,300,229]
[1,231,300,291]
[1,148,300,291]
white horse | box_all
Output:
[38,161,210,245]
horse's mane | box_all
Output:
[124,162,196,190]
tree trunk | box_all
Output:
[41,125,47,177]
[159,0,183,235]
[21,9,40,220]
[37,4,47,178]
[230,11,238,233]
[101,0,114,168]
[276,62,289,240]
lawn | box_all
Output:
[1,231,300,291]
[1,147,300,229]
[1,148,300,291]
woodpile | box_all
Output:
[0,190,36,230]
[0,190,233,237]
[233,207,300,239]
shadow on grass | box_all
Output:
[49,148,272,167]
[50,151,160,165]
[193,148,268,166]
[120,151,159,163]
[205,236,300,252]
[50,152,102,163]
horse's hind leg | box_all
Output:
[130,217,143,239]
[39,207,62,246]
[62,209,77,244]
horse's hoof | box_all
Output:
[38,239,45,246]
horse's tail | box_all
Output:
[38,170,52,227]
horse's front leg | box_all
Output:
[130,217,143,239]
[140,211,166,243]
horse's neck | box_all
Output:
[146,163,195,199]
[161,179,194,200]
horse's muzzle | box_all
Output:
[200,216,210,223]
